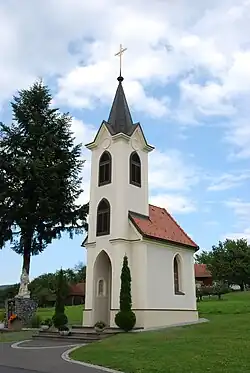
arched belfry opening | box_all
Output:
[130,151,141,187]
[99,151,112,186]
[96,198,111,236]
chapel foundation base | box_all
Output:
[82,309,93,327]
[110,309,199,329]
[83,309,199,330]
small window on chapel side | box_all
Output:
[99,151,112,186]
[174,257,180,294]
[130,151,141,187]
[174,255,184,295]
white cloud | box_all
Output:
[70,118,96,205]
[179,79,236,117]
[148,149,199,214]
[225,119,250,159]
[149,149,199,192]
[56,69,169,118]
[207,171,250,191]
[224,199,250,242]
[150,194,196,214]
[71,117,96,145]
[1,0,250,137]
[224,228,250,242]
[225,199,250,221]
[1,0,250,222]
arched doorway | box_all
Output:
[93,250,112,326]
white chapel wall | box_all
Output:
[146,242,197,310]
[130,240,147,309]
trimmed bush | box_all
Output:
[41,318,53,327]
[52,269,68,329]
[115,310,136,332]
[115,255,136,332]
[30,314,41,328]
[52,312,68,329]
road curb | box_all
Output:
[11,340,79,350]
[61,345,123,373]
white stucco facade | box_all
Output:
[83,115,198,329]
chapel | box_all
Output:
[82,70,199,329]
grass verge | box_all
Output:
[0,331,34,343]
[70,292,250,373]
[37,304,83,325]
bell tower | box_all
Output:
[85,73,154,243]
[83,46,154,327]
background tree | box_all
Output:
[29,273,57,307]
[28,264,86,307]
[73,262,86,283]
[196,239,250,290]
[0,80,88,277]
[0,261,86,308]
[196,282,230,302]
[0,284,19,308]
[115,255,136,332]
[213,281,230,300]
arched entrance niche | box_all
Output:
[93,250,112,326]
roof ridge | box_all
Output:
[162,207,198,248]
[149,203,161,209]
[128,210,148,218]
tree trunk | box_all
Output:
[22,236,32,275]
[22,250,31,275]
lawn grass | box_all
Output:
[70,291,250,373]
[198,291,250,314]
[0,330,35,343]
[37,304,83,325]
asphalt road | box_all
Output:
[0,342,108,373]
[0,366,40,373]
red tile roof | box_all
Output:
[129,204,198,250]
[68,282,85,296]
[194,264,212,278]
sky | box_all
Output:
[0,0,250,285]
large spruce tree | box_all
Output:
[0,80,88,275]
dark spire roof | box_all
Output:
[107,76,134,135]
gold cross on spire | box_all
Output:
[115,44,127,77]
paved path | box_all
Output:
[0,366,40,373]
[0,341,109,373]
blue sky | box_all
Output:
[0,0,250,285]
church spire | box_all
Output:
[107,76,134,135]
[107,44,134,135]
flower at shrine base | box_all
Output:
[9,314,19,323]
